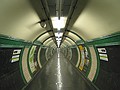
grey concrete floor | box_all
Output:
[24,49,98,90]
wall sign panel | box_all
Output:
[97,48,108,61]
[11,49,21,63]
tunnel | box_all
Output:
[0,0,120,90]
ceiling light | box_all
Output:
[55,32,63,37]
[56,38,62,41]
[57,41,61,47]
[51,17,67,30]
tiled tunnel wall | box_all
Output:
[0,48,25,90]
[95,45,120,90]
[0,35,48,90]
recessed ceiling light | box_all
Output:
[51,17,67,30]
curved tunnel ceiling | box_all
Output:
[43,37,56,47]
[61,36,77,47]
[64,37,75,45]
[71,0,120,41]
[61,44,66,48]
[37,33,50,43]
[0,0,47,42]
[50,44,57,48]
[0,0,86,48]
[0,0,119,48]
[46,41,56,47]
[62,40,72,46]
[67,32,80,42]
[43,38,53,45]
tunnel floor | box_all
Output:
[23,49,98,90]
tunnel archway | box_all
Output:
[0,0,120,90]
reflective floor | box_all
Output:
[23,49,98,90]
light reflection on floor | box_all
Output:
[56,48,62,90]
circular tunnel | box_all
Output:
[0,0,120,90]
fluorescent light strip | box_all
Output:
[51,17,67,30]
[56,38,62,41]
[55,32,63,37]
